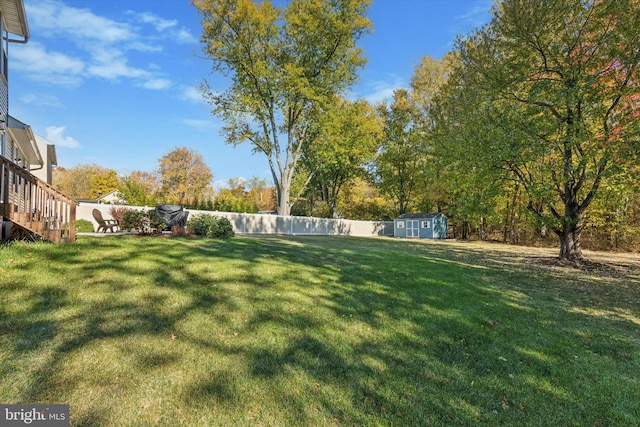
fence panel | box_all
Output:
[77,203,394,238]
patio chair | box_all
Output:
[92,209,119,233]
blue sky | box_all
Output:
[10,0,492,188]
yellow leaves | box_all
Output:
[410,55,451,105]
[196,0,373,213]
[501,395,509,410]
[157,147,213,204]
[498,395,527,413]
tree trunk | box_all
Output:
[272,162,294,216]
[502,200,510,243]
[558,222,583,261]
[557,202,584,261]
[277,183,291,216]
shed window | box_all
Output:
[422,220,430,229]
[397,221,404,228]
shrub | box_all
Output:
[121,209,146,232]
[120,208,166,234]
[147,209,167,232]
[76,219,94,233]
[188,214,234,239]
[109,206,127,225]
[215,217,234,238]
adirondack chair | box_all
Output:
[92,209,119,233]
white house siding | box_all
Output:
[0,70,7,163]
[0,14,9,165]
[0,15,7,125]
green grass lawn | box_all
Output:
[1,235,639,426]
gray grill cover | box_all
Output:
[155,204,189,228]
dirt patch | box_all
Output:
[442,239,640,280]
[531,257,635,276]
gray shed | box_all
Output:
[394,213,448,239]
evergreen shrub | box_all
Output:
[188,214,234,239]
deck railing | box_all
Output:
[1,156,76,242]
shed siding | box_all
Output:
[394,219,407,238]
[394,213,448,239]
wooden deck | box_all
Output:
[1,156,76,243]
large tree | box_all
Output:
[193,0,372,215]
[300,96,382,218]
[52,164,119,200]
[118,171,161,206]
[374,89,428,216]
[439,0,640,260]
[157,147,213,204]
[409,55,452,213]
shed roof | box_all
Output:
[396,213,444,220]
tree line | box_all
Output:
[53,0,639,259]
[52,147,277,213]
[190,0,639,260]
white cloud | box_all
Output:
[12,42,84,85]
[141,78,172,90]
[356,76,407,104]
[26,0,133,43]
[88,58,150,80]
[85,46,153,81]
[19,94,63,107]
[44,126,81,148]
[453,1,493,33]
[128,10,198,44]
[363,85,399,104]
[179,118,217,131]
[20,0,190,89]
[135,11,177,32]
[179,85,207,104]
[174,28,199,45]
[127,42,164,53]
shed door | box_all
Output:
[407,220,419,238]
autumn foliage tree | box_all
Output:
[299,96,382,218]
[52,164,119,200]
[374,89,428,216]
[118,171,161,206]
[409,55,451,214]
[436,0,640,260]
[193,0,372,215]
[157,147,213,205]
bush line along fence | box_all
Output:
[79,203,394,237]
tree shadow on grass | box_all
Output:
[230,236,640,425]
[0,236,638,425]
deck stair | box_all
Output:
[1,156,75,243]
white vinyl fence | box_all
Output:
[79,203,394,237]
